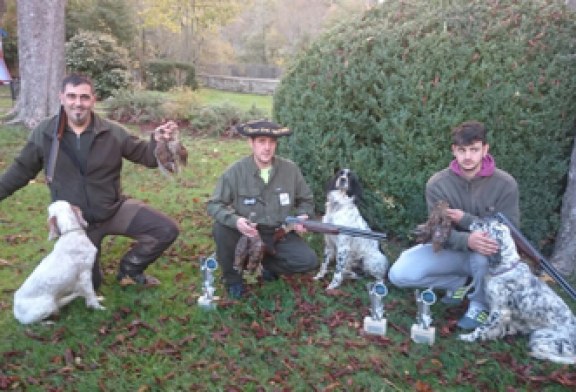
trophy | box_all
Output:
[410,288,437,345]
[197,254,219,309]
[363,281,388,336]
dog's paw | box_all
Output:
[313,273,325,280]
[458,333,476,342]
[87,300,106,310]
[96,295,105,302]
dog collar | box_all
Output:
[489,260,520,276]
[58,228,85,236]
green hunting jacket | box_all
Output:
[0,113,158,223]
[207,155,315,229]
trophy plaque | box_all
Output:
[410,288,437,345]
[197,254,219,309]
[363,281,388,336]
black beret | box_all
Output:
[236,119,292,138]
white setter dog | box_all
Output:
[314,169,389,290]
[459,218,576,365]
[13,201,105,324]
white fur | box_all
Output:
[459,219,576,365]
[314,170,388,290]
[13,201,105,324]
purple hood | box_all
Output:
[449,154,495,177]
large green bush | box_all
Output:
[274,0,576,247]
[66,30,132,98]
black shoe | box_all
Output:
[262,269,279,282]
[227,282,244,299]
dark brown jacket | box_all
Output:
[0,113,158,223]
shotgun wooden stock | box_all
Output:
[285,216,387,241]
[495,212,576,301]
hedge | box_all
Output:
[274,0,576,249]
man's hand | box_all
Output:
[292,214,309,234]
[236,217,258,238]
[467,231,499,256]
[154,120,178,142]
[446,208,464,224]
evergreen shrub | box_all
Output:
[144,60,198,92]
[66,30,132,98]
[274,0,576,246]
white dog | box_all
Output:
[314,169,389,290]
[459,218,576,365]
[13,200,105,324]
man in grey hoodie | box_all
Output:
[388,121,519,329]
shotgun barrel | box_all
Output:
[285,216,387,241]
[495,212,576,301]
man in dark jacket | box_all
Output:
[207,120,318,299]
[0,74,179,289]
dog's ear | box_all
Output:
[71,205,88,229]
[48,216,60,240]
[348,172,363,202]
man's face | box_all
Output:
[249,136,277,168]
[451,140,488,178]
[59,83,96,127]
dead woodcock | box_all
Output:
[154,122,188,176]
[234,213,265,275]
[412,200,452,252]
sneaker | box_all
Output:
[227,282,244,299]
[117,271,161,287]
[262,269,279,282]
[457,306,489,330]
[441,285,471,306]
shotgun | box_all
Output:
[495,212,576,301]
[285,216,387,241]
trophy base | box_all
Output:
[363,316,387,336]
[410,324,435,345]
[197,295,219,310]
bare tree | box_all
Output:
[551,136,576,277]
[8,0,65,129]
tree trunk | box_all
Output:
[9,0,65,129]
[551,136,576,277]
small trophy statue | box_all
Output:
[410,288,437,345]
[363,281,388,336]
[197,254,219,310]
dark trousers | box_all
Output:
[212,221,318,286]
[87,199,179,289]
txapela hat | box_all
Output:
[236,119,292,138]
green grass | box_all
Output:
[0,121,575,390]
[195,88,273,117]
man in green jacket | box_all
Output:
[0,74,179,289]
[207,120,318,299]
[388,121,520,330]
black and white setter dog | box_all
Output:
[459,218,576,365]
[314,169,389,290]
